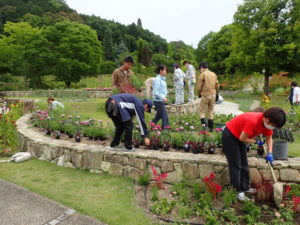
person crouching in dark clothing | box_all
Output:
[105,94,153,151]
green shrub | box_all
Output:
[138,172,150,186]
[100,60,117,74]
[150,198,175,215]
[222,187,237,208]
[178,204,193,219]
[151,186,159,202]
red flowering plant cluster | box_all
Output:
[285,184,300,213]
[0,103,23,156]
[32,110,49,128]
[151,165,168,189]
[202,172,222,200]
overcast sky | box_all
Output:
[65,0,244,47]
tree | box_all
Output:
[103,27,114,60]
[137,38,151,66]
[114,41,129,58]
[137,18,142,27]
[233,0,298,94]
[0,22,49,89]
[43,21,103,87]
[195,31,215,63]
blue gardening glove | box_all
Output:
[266,152,273,164]
[256,140,264,146]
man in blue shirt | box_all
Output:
[105,94,153,151]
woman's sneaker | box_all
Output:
[237,192,250,201]
[245,188,257,194]
[122,147,135,152]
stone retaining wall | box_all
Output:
[2,90,112,99]
[17,114,300,184]
[165,99,201,115]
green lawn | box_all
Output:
[0,159,156,225]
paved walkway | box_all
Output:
[215,101,243,115]
[0,179,106,225]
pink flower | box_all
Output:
[179,126,184,130]
[150,122,155,127]
[156,131,161,136]
[175,128,180,132]
[190,126,195,130]
[165,125,171,129]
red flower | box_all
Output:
[12,121,15,124]
[40,117,45,120]
[285,185,291,195]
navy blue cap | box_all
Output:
[172,63,179,67]
[142,99,153,113]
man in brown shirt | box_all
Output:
[112,56,135,93]
[196,62,219,132]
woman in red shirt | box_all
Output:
[222,107,286,201]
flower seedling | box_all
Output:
[151,165,168,189]
[202,172,222,200]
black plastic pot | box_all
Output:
[151,145,159,150]
[68,134,73,138]
[183,143,190,152]
[192,148,198,154]
[163,145,169,151]
[99,137,105,141]
[75,136,81,142]
[273,140,288,160]
[198,147,204,153]
[88,136,93,140]
[45,129,51,136]
[208,148,215,154]
[54,131,60,139]
[134,144,140,148]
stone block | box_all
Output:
[161,161,174,173]
[71,151,82,168]
[130,158,146,170]
[64,162,75,169]
[32,143,41,157]
[82,152,91,170]
[198,164,214,178]
[64,150,71,162]
[214,166,224,173]
[280,169,300,182]
[39,146,52,161]
[101,161,111,172]
[182,162,199,179]
[90,152,103,170]
[147,159,162,167]
[57,155,65,167]
[109,163,123,176]
[165,163,183,183]
[259,169,279,181]
[126,167,144,181]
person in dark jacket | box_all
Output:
[105,94,153,151]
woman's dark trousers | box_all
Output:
[222,128,250,192]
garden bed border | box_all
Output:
[16,114,300,184]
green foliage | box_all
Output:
[99,60,116,74]
[177,204,193,219]
[150,198,175,215]
[221,208,239,224]
[63,123,76,135]
[137,172,150,186]
[137,38,151,67]
[130,74,143,90]
[151,186,159,202]
[172,181,190,205]
[242,201,261,223]
[222,187,238,208]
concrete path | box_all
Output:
[215,101,243,115]
[0,179,107,225]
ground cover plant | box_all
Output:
[0,102,23,156]
[138,172,300,225]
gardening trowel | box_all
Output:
[259,136,283,208]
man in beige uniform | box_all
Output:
[112,56,134,93]
[196,62,219,132]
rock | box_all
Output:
[259,169,279,181]
[51,158,59,164]
[64,162,75,169]
[51,148,62,159]
[70,151,82,168]
[165,163,183,183]
[90,169,103,174]
[109,163,123,176]
[101,161,111,172]
[249,168,262,184]
[126,167,144,180]
[220,167,230,185]
[280,169,300,182]
[182,162,199,179]
[81,152,90,170]
[32,143,41,157]
[198,164,214,178]
[57,155,65,167]
[64,150,71,162]
[147,159,162,167]
[130,158,146,170]
[90,152,103,170]
[104,154,128,166]
[39,146,52,161]
[161,161,174,173]
[214,166,224,173]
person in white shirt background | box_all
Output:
[183,60,196,103]
[291,81,300,106]
[172,63,185,105]
[47,97,65,111]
